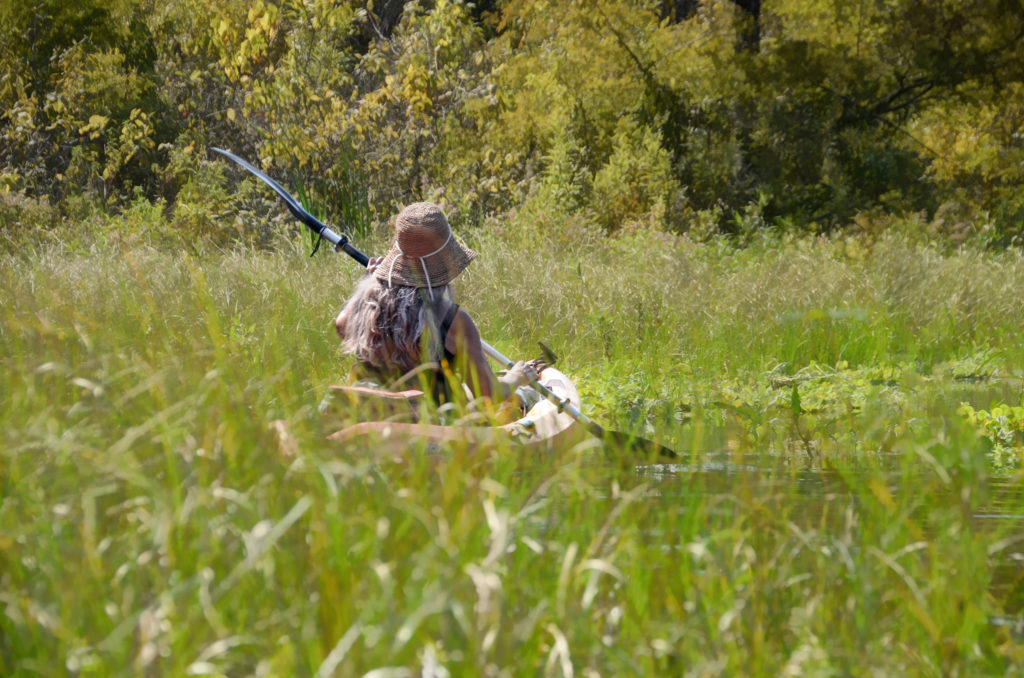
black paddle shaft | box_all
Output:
[210,147,369,266]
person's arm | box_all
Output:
[446,309,537,401]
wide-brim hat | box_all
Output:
[375,202,477,290]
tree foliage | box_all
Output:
[1,0,1023,243]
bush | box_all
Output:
[591,119,679,232]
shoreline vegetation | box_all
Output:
[3,0,1024,674]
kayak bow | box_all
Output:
[326,366,585,451]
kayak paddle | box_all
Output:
[210,147,369,265]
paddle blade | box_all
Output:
[211,147,329,234]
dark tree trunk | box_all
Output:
[731,0,761,52]
[660,0,699,23]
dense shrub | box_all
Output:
[1,0,1023,245]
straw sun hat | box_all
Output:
[375,202,477,293]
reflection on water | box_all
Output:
[634,455,1024,633]
[981,478,1024,629]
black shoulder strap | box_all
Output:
[438,303,459,361]
[440,303,459,338]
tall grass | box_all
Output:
[2,231,1022,675]
[468,221,1024,373]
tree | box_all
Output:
[0,0,169,204]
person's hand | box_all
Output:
[501,360,539,389]
[365,256,384,276]
[525,358,548,375]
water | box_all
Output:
[978,478,1024,625]
[635,454,1024,632]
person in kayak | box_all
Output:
[334,202,539,408]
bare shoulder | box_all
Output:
[446,306,480,352]
[334,307,349,337]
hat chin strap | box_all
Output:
[388,229,453,301]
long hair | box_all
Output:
[338,276,453,375]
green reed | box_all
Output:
[1,231,1022,675]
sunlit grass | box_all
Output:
[2,231,1023,675]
